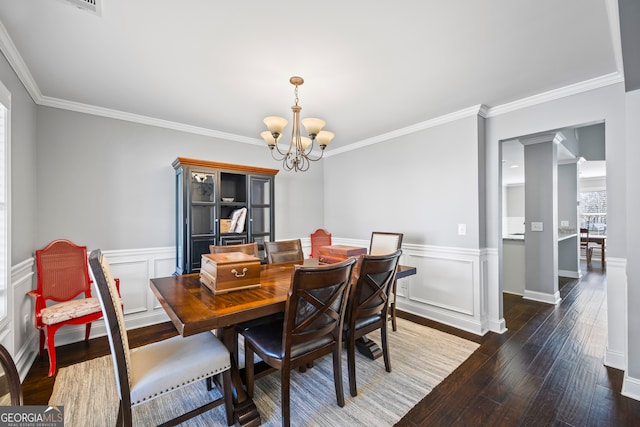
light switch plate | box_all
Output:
[531,222,544,232]
[560,220,569,227]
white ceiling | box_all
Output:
[0,0,621,151]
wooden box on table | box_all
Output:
[318,245,367,264]
[200,252,261,294]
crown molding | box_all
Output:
[485,72,624,118]
[38,95,263,145]
[0,21,42,103]
[324,104,487,157]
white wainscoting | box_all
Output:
[391,243,492,335]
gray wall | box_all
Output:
[625,89,640,380]
[34,107,324,252]
[558,163,578,231]
[0,52,37,263]
[577,124,606,161]
[523,139,558,296]
[323,114,483,249]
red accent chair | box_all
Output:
[310,228,332,258]
[29,239,119,377]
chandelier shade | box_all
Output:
[261,76,334,172]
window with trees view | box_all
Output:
[580,190,607,236]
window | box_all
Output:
[0,80,9,322]
[580,190,606,236]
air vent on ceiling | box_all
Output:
[62,0,102,16]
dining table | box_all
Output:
[150,259,416,426]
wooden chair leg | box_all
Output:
[390,280,398,331]
[381,322,391,373]
[46,327,57,377]
[84,322,92,341]
[347,334,358,397]
[281,368,291,427]
[222,369,234,426]
[244,345,255,398]
[332,343,345,407]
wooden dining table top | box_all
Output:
[150,260,417,338]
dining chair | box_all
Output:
[344,250,402,397]
[0,344,22,406]
[240,257,357,427]
[369,232,404,331]
[210,242,259,258]
[580,227,597,265]
[29,239,106,377]
[88,249,233,427]
[310,228,332,258]
[264,239,304,264]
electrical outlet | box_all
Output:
[458,224,467,235]
[531,222,544,232]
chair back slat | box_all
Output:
[348,250,402,325]
[36,240,92,301]
[265,239,304,264]
[88,249,132,407]
[369,232,403,256]
[284,258,356,351]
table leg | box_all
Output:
[219,327,261,427]
[355,336,382,360]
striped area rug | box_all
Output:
[50,318,479,426]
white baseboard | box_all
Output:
[622,374,640,402]
[604,346,626,370]
[558,269,580,278]
[523,289,561,305]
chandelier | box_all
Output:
[261,76,334,172]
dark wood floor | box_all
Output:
[22,263,640,426]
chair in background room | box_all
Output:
[88,249,233,427]
[264,239,304,264]
[344,250,402,397]
[240,258,356,427]
[310,228,332,258]
[210,242,259,258]
[29,239,105,377]
[0,344,22,406]
[369,232,404,331]
[580,227,598,266]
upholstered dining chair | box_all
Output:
[29,239,106,377]
[310,228,332,258]
[344,250,402,397]
[0,344,22,406]
[264,239,304,264]
[369,232,404,331]
[240,257,357,427]
[88,249,233,427]
[210,242,260,258]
